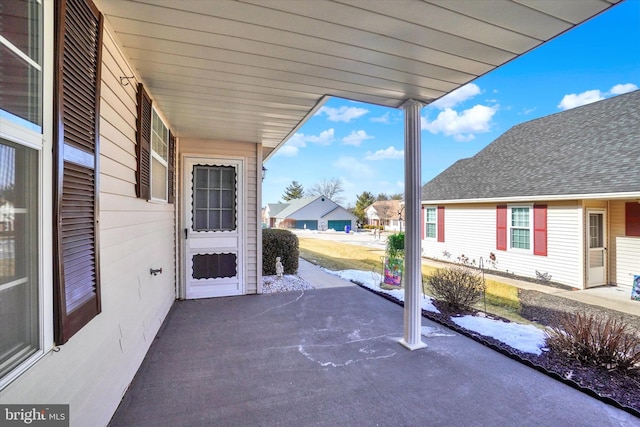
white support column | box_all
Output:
[399,99,427,350]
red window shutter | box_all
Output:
[533,205,548,256]
[54,0,103,344]
[136,83,152,200]
[626,202,640,236]
[437,206,445,242]
[421,206,425,239]
[496,205,507,250]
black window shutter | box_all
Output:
[136,83,152,200]
[54,0,103,344]
[168,131,176,204]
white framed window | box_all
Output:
[509,206,532,250]
[151,109,169,201]
[0,0,53,389]
[425,207,436,239]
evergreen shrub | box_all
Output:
[263,229,299,275]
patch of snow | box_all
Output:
[324,268,440,313]
[452,315,546,355]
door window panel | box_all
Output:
[0,139,38,379]
[589,213,603,248]
[192,166,236,231]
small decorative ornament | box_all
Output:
[275,257,284,278]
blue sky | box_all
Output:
[263,0,640,207]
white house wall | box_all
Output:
[611,200,638,290]
[179,138,259,295]
[422,202,584,288]
[0,24,177,427]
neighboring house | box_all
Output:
[365,200,404,231]
[0,1,616,425]
[271,196,356,231]
[263,202,290,228]
[421,90,640,291]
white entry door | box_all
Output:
[183,157,244,299]
[587,210,606,288]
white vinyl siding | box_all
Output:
[421,202,583,288]
[615,237,640,291]
[1,24,176,427]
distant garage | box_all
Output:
[328,220,351,231]
[296,220,318,230]
[265,195,356,231]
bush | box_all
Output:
[545,311,640,371]
[386,232,404,258]
[263,229,299,275]
[427,266,485,311]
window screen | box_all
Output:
[192,165,236,231]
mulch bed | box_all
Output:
[354,283,640,419]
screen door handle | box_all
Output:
[184,228,188,240]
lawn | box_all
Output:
[298,237,527,324]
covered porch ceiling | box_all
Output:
[94,0,620,159]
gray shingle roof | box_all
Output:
[422,90,640,202]
[267,203,289,217]
[274,196,322,218]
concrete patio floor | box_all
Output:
[109,286,638,426]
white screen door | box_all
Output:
[183,157,243,298]
[587,210,606,288]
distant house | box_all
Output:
[269,195,356,231]
[365,199,404,231]
[421,90,640,291]
[263,202,290,228]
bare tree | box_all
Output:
[375,201,394,225]
[307,177,344,204]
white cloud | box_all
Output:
[431,83,481,109]
[371,112,391,124]
[277,133,307,157]
[318,106,369,122]
[342,130,374,146]
[421,104,497,141]
[277,128,334,156]
[364,146,404,160]
[557,90,604,110]
[610,83,638,95]
[306,128,335,146]
[333,156,375,178]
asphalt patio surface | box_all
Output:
[109,285,639,426]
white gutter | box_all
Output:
[422,191,640,205]
[263,95,330,162]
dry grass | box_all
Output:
[298,237,526,322]
[545,311,640,371]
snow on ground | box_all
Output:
[452,315,547,355]
[325,268,547,355]
[324,268,440,313]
